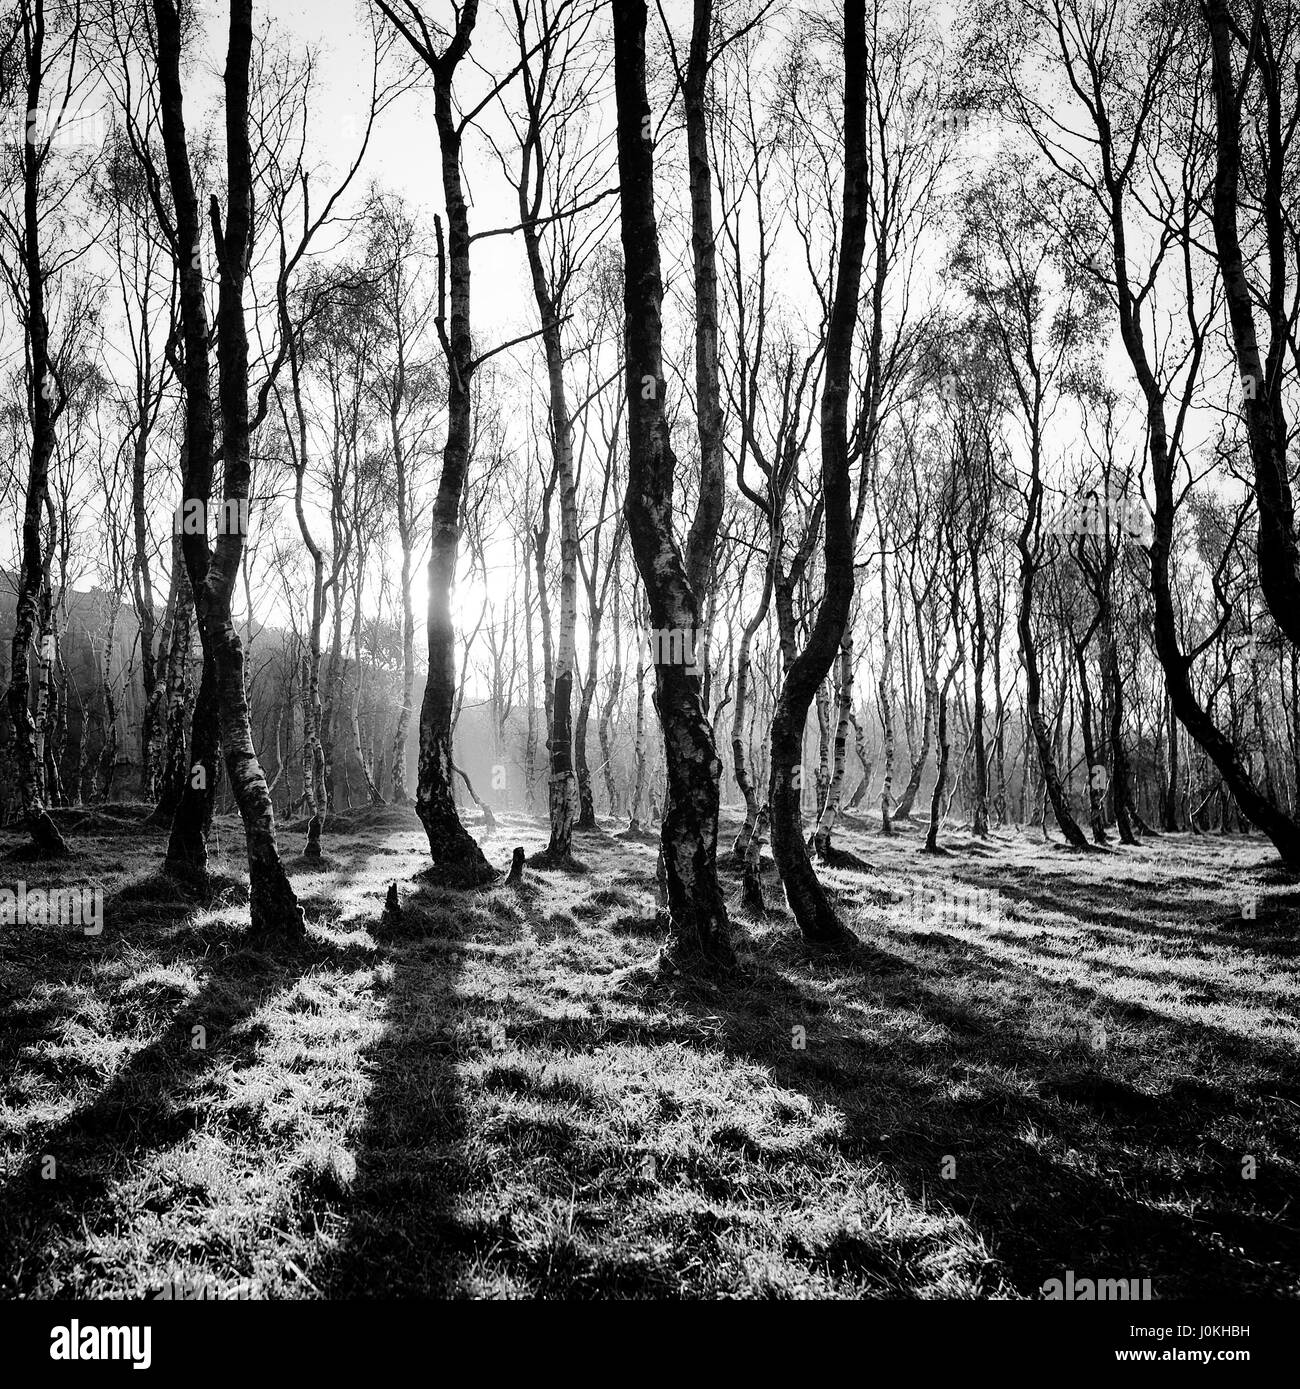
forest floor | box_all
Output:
[1,801,1297,1299]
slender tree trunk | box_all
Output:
[523,534,539,813]
[1104,611,1138,844]
[154,0,304,934]
[846,707,874,809]
[575,650,599,830]
[894,658,935,819]
[628,632,648,833]
[411,7,496,879]
[599,578,623,816]
[519,143,579,862]
[924,664,959,853]
[209,0,305,930]
[149,539,194,826]
[878,590,895,833]
[8,0,69,856]
[814,679,832,818]
[740,802,769,917]
[1017,477,1089,848]
[970,560,989,836]
[1096,61,1300,867]
[813,638,853,857]
[1205,1,1300,651]
[768,0,867,948]
[731,558,775,859]
[614,0,733,971]
[1073,626,1109,844]
[389,399,415,803]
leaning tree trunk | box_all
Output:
[767,0,867,948]
[614,0,733,972]
[1087,43,1300,867]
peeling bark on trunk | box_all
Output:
[814,680,832,818]
[740,802,769,916]
[154,0,304,934]
[614,0,733,971]
[210,0,305,931]
[682,0,724,605]
[8,0,69,857]
[164,650,218,869]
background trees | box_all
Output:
[5,0,1300,957]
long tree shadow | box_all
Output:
[0,887,369,1289]
[892,857,1300,963]
[316,874,492,1296]
[665,912,1299,1297]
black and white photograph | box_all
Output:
[0,0,1295,1369]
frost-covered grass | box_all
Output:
[1,804,1296,1298]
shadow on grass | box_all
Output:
[652,895,1300,1297]
[0,919,358,1282]
[316,875,483,1296]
